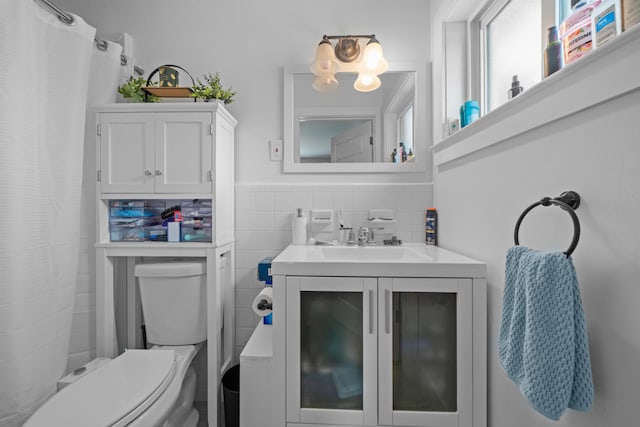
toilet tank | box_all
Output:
[134,261,207,345]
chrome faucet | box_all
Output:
[357,226,384,245]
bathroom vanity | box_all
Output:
[269,244,486,427]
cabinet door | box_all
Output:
[154,112,212,193]
[378,278,472,427]
[99,113,155,193]
[286,277,378,426]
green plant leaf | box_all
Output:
[190,72,236,104]
[117,76,160,102]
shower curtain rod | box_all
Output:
[34,0,144,76]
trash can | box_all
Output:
[222,364,240,427]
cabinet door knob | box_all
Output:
[154,170,162,176]
[144,170,152,176]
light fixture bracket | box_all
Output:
[335,38,360,62]
[323,34,376,63]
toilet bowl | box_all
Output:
[24,344,202,427]
[25,260,208,427]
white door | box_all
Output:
[378,278,473,427]
[331,121,373,163]
[99,113,155,193]
[286,276,378,426]
[154,112,213,193]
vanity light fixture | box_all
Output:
[311,34,388,93]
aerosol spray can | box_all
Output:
[426,208,437,245]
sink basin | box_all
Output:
[271,243,486,277]
[317,245,431,262]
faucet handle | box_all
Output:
[347,229,357,246]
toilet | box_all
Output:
[24,261,208,427]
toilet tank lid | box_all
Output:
[135,261,206,278]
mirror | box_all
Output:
[284,62,428,173]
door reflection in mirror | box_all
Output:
[299,118,373,163]
[293,71,415,164]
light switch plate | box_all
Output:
[270,139,283,161]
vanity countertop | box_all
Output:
[271,243,485,278]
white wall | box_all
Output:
[55,0,216,81]
[436,89,640,427]
[433,53,640,427]
[58,0,432,184]
[55,0,433,371]
[208,0,432,183]
[430,0,640,424]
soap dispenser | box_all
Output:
[292,208,308,245]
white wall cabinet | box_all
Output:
[94,103,237,427]
[98,110,216,194]
[284,276,473,427]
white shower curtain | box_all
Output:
[0,1,96,425]
[67,35,123,371]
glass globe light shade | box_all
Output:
[312,75,339,92]
[311,41,339,75]
[354,73,381,92]
[361,39,388,75]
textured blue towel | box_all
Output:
[498,246,593,420]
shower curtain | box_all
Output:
[68,27,124,373]
[0,1,101,425]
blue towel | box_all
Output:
[498,246,593,420]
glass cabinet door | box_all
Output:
[286,277,377,426]
[379,278,472,427]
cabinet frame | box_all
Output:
[284,276,474,427]
[98,110,214,194]
[93,102,237,427]
[286,277,378,426]
[99,112,156,194]
[378,277,472,427]
[154,111,212,194]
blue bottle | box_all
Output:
[460,101,480,127]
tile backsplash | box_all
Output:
[234,182,433,357]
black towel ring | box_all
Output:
[514,191,581,257]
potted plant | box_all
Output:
[117,76,160,102]
[190,72,236,104]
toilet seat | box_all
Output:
[23,350,176,427]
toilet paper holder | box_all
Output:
[256,299,272,311]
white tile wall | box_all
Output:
[233,182,434,357]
